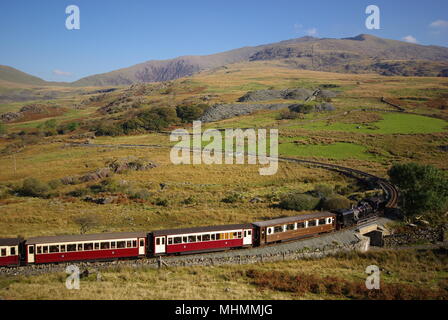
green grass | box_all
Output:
[279,142,379,160]
[289,113,448,134]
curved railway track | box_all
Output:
[71,142,400,208]
[0,142,399,275]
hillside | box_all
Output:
[71,34,448,86]
[0,65,63,87]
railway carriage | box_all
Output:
[25,232,147,264]
[0,238,21,267]
[151,224,253,255]
[252,212,336,246]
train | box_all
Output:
[0,197,384,268]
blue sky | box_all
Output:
[1,0,447,82]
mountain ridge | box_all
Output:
[2,34,448,87]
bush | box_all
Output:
[16,178,50,197]
[388,163,448,217]
[310,184,334,198]
[289,104,315,114]
[277,110,301,120]
[155,198,169,207]
[222,193,244,204]
[90,178,128,194]
[128,188,151,200]
[320,195,351,211]
[95,122,124,137]
[67,188,89,198]
[176,104,208,122]
[278,192,320,211]
[57,122,79,134]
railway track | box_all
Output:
[0,142,399,276]
[70,142,400,208]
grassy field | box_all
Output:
[0,248,446,300]
[0,61,447,299]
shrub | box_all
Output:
[176,104,208,122]
[278,192,320,211]
[288,104,315,114]
[16,178,50,197]
[57,122,79,134]
[48,179,62,190]
[222,193,244,204]
[311,184,334,198]
[320,195,351,211]
[388,163,448,217]
[181,196,197,205]
[277,110,301,120]
[128,188,151,200]
[95,122,124,137]
[67,188,89,198]
[155,198,169,207]
[90,178,128,194]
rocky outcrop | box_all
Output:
[238,88,313,102]
[199,103,293,122]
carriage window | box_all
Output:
[274,226,283,233]
[188,236,196,243]
[126,241,132,248]
[43,246,48,254]
[60,245,66,253]
[133,240,137,247]
[101,242,110,250]
[77,244,83,251]
[67,244,76,252]
[111,242,116,249]
[156,238,160,246]
[37,246,42,254]
[319,219,326,225]
[118,241,126,248]
[84,243,93,251]
[197,235,202,242]
[247,230,252,236]
[10,247,16,255]
[29,246,35,254]
[297,222,305,229]
[237,232,242,239]
[308,220,317,227]
[95,243,100,250]
[203,234,210,241]
[0,249,5,256]
[139,240,144,247]
[50,245,59,253]
[267,228,272,235]
[327,218,333,224]
[216,233,222,240]
[211,234,216,241]
[287,224,295,231]
[168,238,173,245]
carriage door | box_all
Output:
[155,237,166,254]
[243,229,252,245]
[27,245,35,263]
[138,238,145,255]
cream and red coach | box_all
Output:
[151,224,253,255]
[252,212,336,246]
[24,232,147,264]
[0,238,21,267]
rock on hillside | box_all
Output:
[199,103,293,123]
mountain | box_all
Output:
[0,65,68,87]
[71,34,448,86]
[0,65,51,86]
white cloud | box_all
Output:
[402,35,418,44]
[306,28,318,37]
[430,20,448,28]
[52,69,72,76]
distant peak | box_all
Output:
[343,34,378,41]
